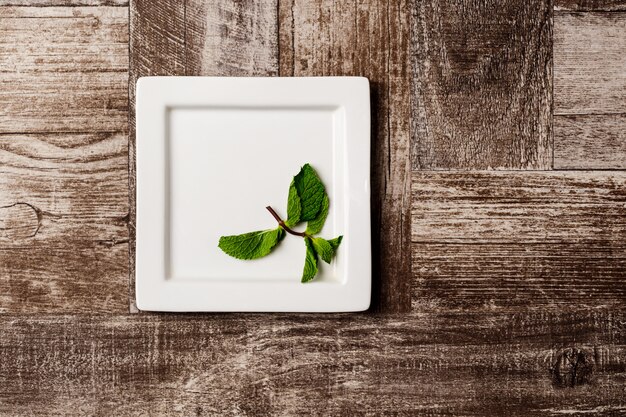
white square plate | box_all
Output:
[135,77,371,312]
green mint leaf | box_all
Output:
[311,237,333,263]
[301,237,318,283]
[284,180,301,228]
[218,228,285,260]
[293,163,326,221]
[327,235,343,251]
[312,235,342,264]
[305,193,329,234]
[218,162,343,285]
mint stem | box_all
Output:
[266,206,307,237]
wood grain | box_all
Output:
[129,0,186,312]
[279,0,412,312]
[555,0,626,11]
[554,11,626,115]
[412,172,626,312]
[411,0,553,170]
[0,203,39,240]
[1,0,626,415]
[554,11,626,169]
[0,7,129,313]
[412,172,626,243]
[413,242,626,313]
[3,1,128,5]
[0,6,128,133]
[0,312,624,415]
[0,132,129,313]
[185,0,278,76]
[0,245,128,314]
[554,114,626,169]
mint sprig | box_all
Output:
[218,228,285,260]
[218,163,343,283]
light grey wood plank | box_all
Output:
[554,11,626,115]
[2,1,127,5]
[553,11,626,169]
[185,0,278,76]
[554,114,626,169]
[555,0,626,11]
[0,6,129,313]
[0,132,128,313]
[412,171,626,243]
[0,6,128,134]
[413,242,626,312]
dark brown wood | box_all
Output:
[555,0,626,11]
[412,171,626,312]
[0,312,625,415]
[279,0,412,312]
[413,242,626,313]
[554,114,626,169]
[0,7,129,312]
[411,0,553,169]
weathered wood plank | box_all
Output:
[555,0,626,11]
[185,0,278,76]
[0,203,39,240]
[411,0,553,170]
[129,0,279,311]
[412,172,626,312]
[412,172,626,243]
[0,6,128,133]
[554,12,626,115]
[553,11,626,169]
[2,1,128,6]
[279,0,412,312]
[0,312,624,415]
[413,242,626,312]
[0,6,129,312]
[0,132,129,313]
[129,0,185,312]
[0,244,127,314]
[554,114,626,169]
[128,0,185,82]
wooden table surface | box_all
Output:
[1,0,625,415]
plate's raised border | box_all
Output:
[135,76,371,312]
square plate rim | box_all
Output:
[135,76,371,312]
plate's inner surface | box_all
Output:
[166,106,346,283]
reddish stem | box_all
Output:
[266,206,307,237]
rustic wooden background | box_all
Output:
[1,0,625,415]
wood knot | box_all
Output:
[550,347,594,388]
[0,202,42,240]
